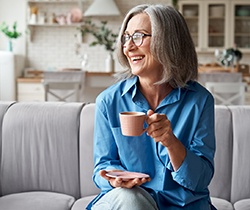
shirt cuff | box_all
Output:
[169,150,199,191]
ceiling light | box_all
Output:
[84,0,121,17]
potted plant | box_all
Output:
[79,19,118,72]
[172,0,179,9]
[219,46,243,72]
[0,21,22,51]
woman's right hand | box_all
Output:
[99,170,151,189]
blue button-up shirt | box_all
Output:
[87,76,215,210]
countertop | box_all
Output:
[17,71,115,83]
[17,71,116,88]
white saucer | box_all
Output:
[106,171,150,180]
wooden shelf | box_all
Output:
[28,23,83,27]
[18,78,43,83]
[27,0,81,4]
[26,0,83,41]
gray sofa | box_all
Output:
[0,102,99,210]
[0,101,250,210]
[210,105,250,210]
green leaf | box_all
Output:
[79,19,118,52]
[0,21,22,39]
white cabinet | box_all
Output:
[179,0,230,52]
[17,79,45,101]
[179,0,250,53]
[179,1,201,49]
[206,1,230,50]
[230,1,250,53]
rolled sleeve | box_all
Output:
[171,150,214,191]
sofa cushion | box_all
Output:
[0,191,75,210]
[211,197,234,210]
[0,101,15,196]
[79,103,100,197]
[0,102,84,198]
[0,101,15,152]
[71,195,97,210]
[229,106,250,204]
[234,199,250,210]
[209,105,233,201]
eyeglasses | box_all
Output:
[122,32,151,47]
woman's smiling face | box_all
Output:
[123,13,163,79]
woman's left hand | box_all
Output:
[99,170,151,188]
[146,110,186,171]
[146,109,177,148]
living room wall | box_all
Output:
[1,0,249,76]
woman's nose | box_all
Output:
[123,39,137,50]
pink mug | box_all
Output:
[119,111,147,136]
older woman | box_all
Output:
[87,4,216,210]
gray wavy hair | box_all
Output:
[116,4,198,88]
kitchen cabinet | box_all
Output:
[179,0,250,53]
[179,1,200,48]
[17,78,45,101]
[26,0,83,41]
[179,0,230,52]
[178,1,201,49]
[231,1,250,52]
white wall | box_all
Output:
[0,0,26,76]
[1,0,249,75]
[24,0,172,72]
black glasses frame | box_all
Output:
[122,32,151,47]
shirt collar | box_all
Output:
[158,81,197,108]
[185,81,197,92]
[121,77,197,108]
[121,76,138,97]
